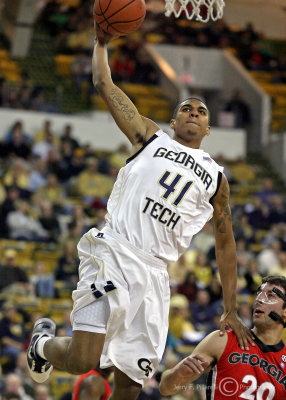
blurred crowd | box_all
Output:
[1,0,286,114]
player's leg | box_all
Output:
[27,317,105,383]
[27,296,109,382]
[110,367,142,400]
[44,330,105,373]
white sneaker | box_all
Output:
[27,318,56,383]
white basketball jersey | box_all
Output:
[105,130,224,263]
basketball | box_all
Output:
[94,0,146,36]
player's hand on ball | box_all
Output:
[94,23,113,45]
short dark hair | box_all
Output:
[2,393,21,400]
[261,275,286,308]
[172,96,210,120]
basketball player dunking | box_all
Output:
[26,24,254,400]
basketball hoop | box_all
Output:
[165,0,225,22]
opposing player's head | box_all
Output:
[170,97,210,148]
[253,275,286,329]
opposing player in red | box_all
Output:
[73,366,112,400]
[159,275,286,399]
[26,22,253,400]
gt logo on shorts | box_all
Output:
[138,358,153,377]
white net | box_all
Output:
[165,0,225,23]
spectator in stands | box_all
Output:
[134,51,159,85]
[192,221,215,255]
[234,213,254,243]
[14,351,35,398]
[1,392,21,400]
[168,294,203,346]
[75,156,113,205]
[71,51,93,94]
[58,220,82,253]
[0,303,26,371]
[35,173,66,212]
[111,50,136,83]
[34,120,56,144]
[34,384,53,400]
[223,89,251,129]
[177,270,198,303]
[3,373,33,400]
[18,86,33,110]
[193,252,213,288]
[60,124,79,151]
[230,157,256,185]
[168,252,195,285]
[31,88,57,113]
[38,200,61,243]
[68,204,90,236]
[244,258,262,295]
[3,158,30,198]
[206,274,223,304]
[6,199,47,241]
[271,251,286,277]
[66,20,94,53]
[28,158,48,192]
[4,121,32,145]
[94,207,107,231]
[55,240,79,289]
[236,237,254,276]
[67,148,86,178]
[269,195,286,224]
[255,177,278,206]
[245,196,271,230]
[0,186,20,237]
[4,123,32,159]
[0,249,28,291]
[190,289,215,332]
[30,261,55,298]
[32,130,59,161]
[257,239,281,276]
[108,143,130,170]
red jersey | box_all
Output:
[73,369,112,400]
[206,330,286,399]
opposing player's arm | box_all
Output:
[159,330,227,396]
[212,173,254,348]
[92,27,159,147]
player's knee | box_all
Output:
[67,356,96,375]
[66,350,98,375]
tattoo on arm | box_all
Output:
[108,89,136,121]
[215,180,231,234]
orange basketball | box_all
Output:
[94,0,146,36]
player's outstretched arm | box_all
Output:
[212,174,254,349]
[92,25,159,146]
[159,331,226,396]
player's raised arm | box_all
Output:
[212,173,254,349]
[92,25,159,146]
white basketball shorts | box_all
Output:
[70,226,170,386]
